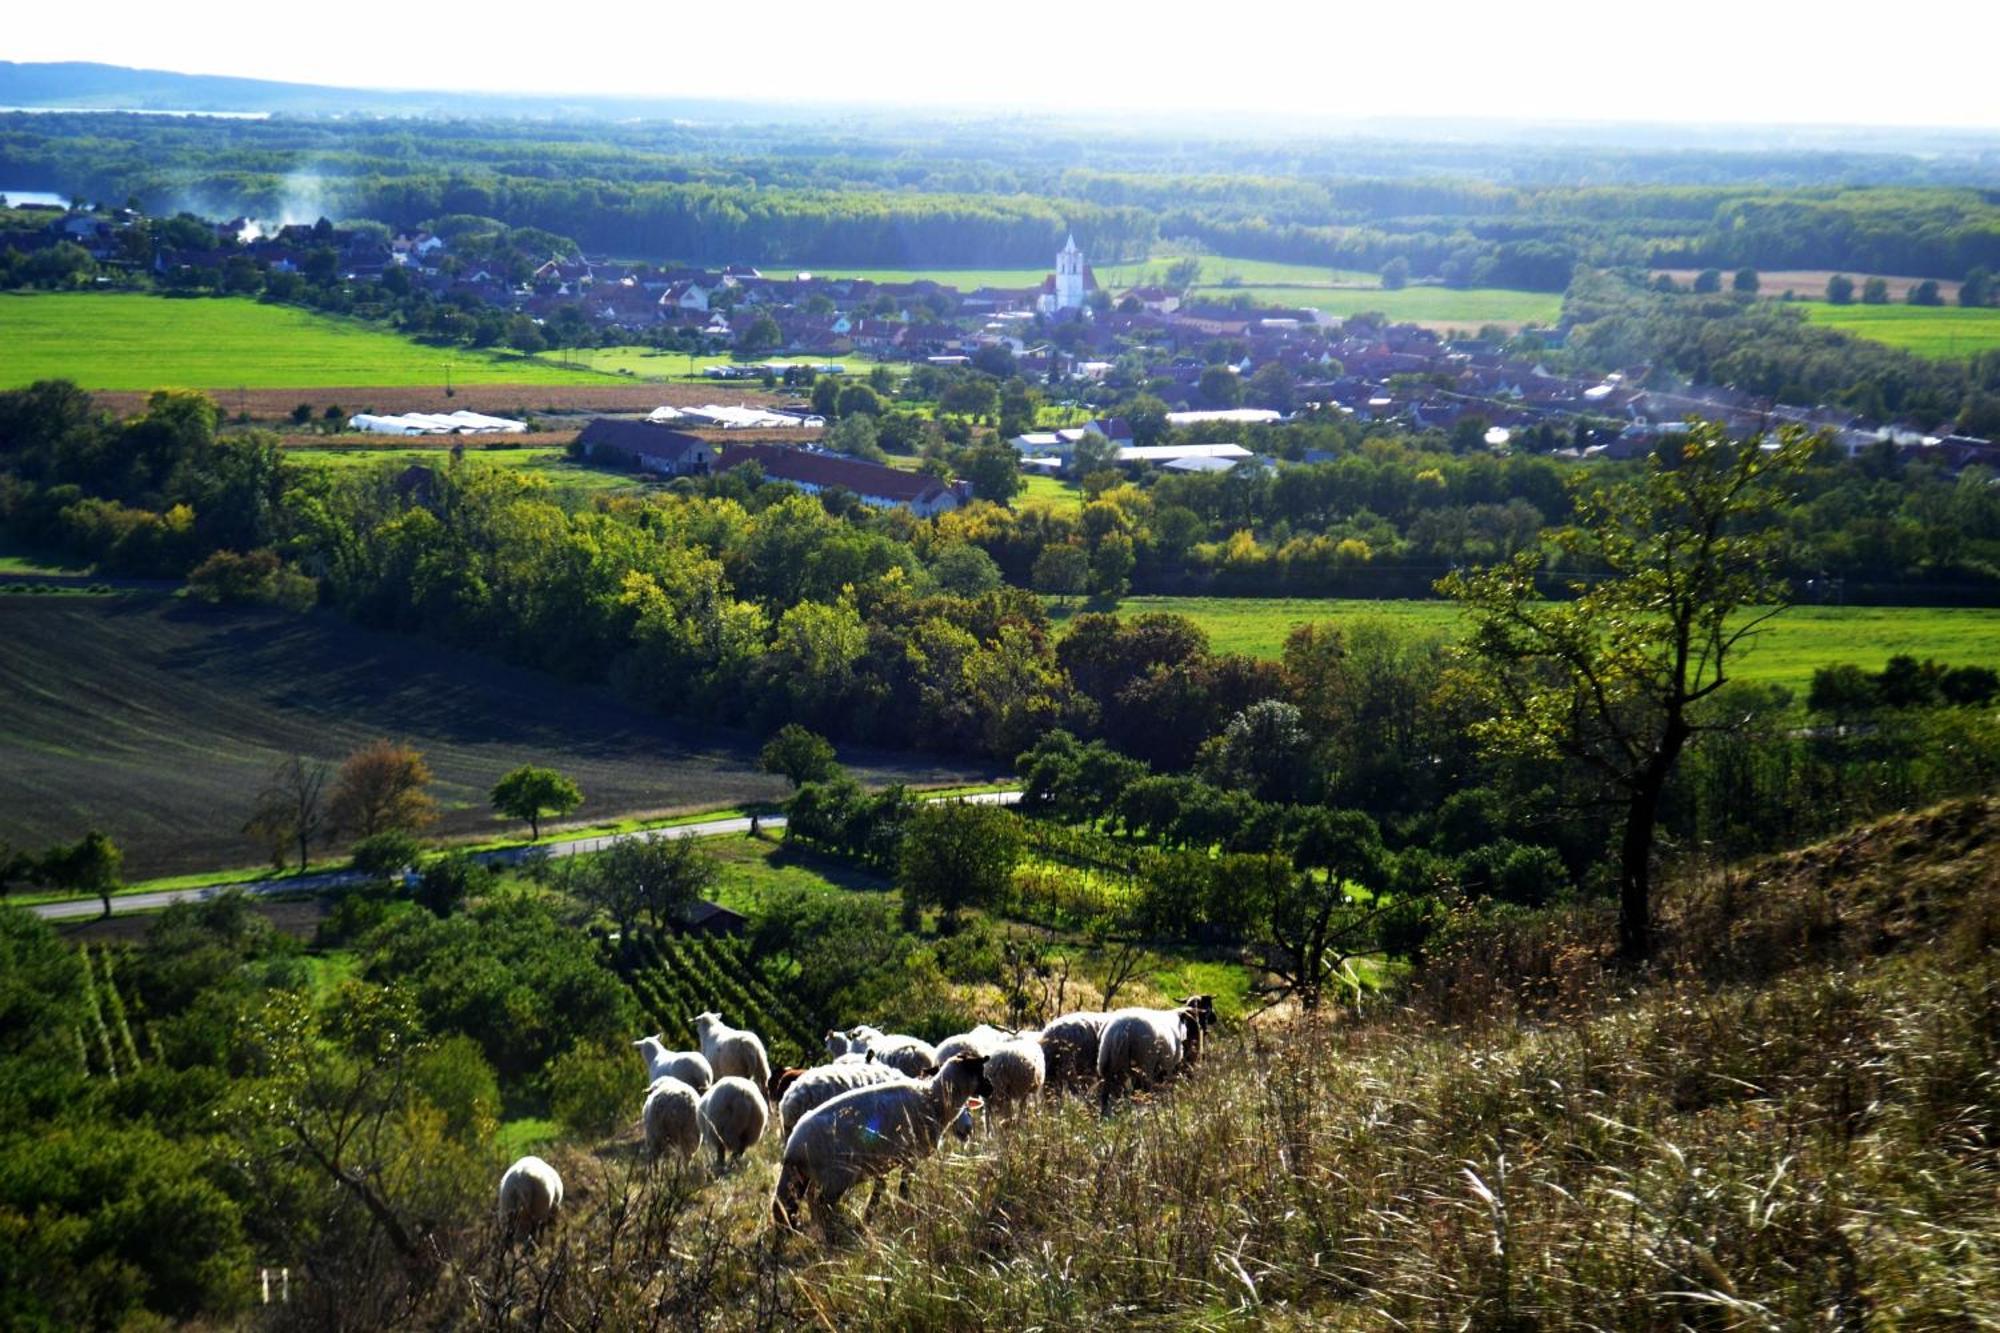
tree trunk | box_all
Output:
[1618,721,1689,962]
[529,813,540,841]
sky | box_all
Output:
[9,0,2000,130]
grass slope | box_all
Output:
[1048,595,2000,694]
[0,292,613,390]
[281,445,637,491]
[423,798,2000,1329]
[0,598,989,878]
[1803,302,2000,358]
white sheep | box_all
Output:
[933,1022,1013,1064]
[692,1012,772,1090]
[824,1025,884,1058]
[643,1075,702,1162]
[861,1034,941,1078]
[1096,1000,1209,1113]
[497,1155,564,1239]
[633,1035,714,1094]
[982,1031,1047,1116]
[697,1075,769,1169]
[1040,1010,1111,1094]
[772,1059,912,1136]
[772,1054,992,1234]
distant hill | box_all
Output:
[0,60,810,121]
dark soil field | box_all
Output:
[0,598,992,879]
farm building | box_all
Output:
[649,403,822,429]
[346,410,527,435]
[719,442,967,516]
[1164,408,1283,426]
[1115,443,1254,470]
[575,418,716,476]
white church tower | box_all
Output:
[1054,233,1086,310]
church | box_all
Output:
[1036,233,1099,315]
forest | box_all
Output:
[7,111,2000,276]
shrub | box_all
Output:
[544,1040,631,1139]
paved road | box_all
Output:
[31,789,1020,921]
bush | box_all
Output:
[413,852,493,917]
[545,1040,631,1139]
[349,829,423,879]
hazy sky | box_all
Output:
[11,0,2000,129]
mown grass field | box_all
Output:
[1195,283,1563,328]
[0,292,615,390]
[1017,473,1085,511]
[1802,303,2000,358]
[1049,595,2000,695]
[0,598,989,879]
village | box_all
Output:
[10,200,1999,512]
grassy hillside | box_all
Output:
[0,597,988,877]
[400,796,2000,1329]
[0,292,613,390]
[1803,302,2000,358]
[1047,595,2000,694]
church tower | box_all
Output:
[1054,233,1085,310]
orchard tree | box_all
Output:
[1732,267,1760,295]
[1861,277,1889,305]
[1032,543,1090,606]
[489,765,584,840]
[1249,809,1386,1010]
[760,724,839,789]
[1380,256,1409,290]
[1440,420,1816,961]
[1825,273,1856,305]
[897,801,1023,932]
[1693,269,1722,294]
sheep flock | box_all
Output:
[499,995,1217,1243]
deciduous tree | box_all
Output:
[760,724,839,789]
[328,741,436,841]
[897,801,1023,932]
[489,765,583,840]
[244,755,330,873]
[1440,420,1816,960]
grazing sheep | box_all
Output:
[634,1035,713,1094]
[1096,1000,1209,1113]
[824,1025,885,1058]
[1040,1011,1111,1094]
[861,1033,941,1078]
[643,1076,702,1162]
[933,1023,1013,1064]
[692,1012,772,1090]
[497,1155,564,1239]
[698,1075,769,1168]
[776,1060,912,1136]
[982,1031,1047,1116]
[772,1054,993,1234]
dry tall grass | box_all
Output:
[278,800,2000,1330]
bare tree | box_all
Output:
[245,755,330,873]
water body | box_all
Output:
[0,190,69,207]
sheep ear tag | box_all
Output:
[963,1097,984,1111]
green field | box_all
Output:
[1195,284,1563,327]
[1802,303,2000,359]
[1048,595,2000,696]
[0,292,614,390]
[282,445,638,490]
[1017,473,1086,511]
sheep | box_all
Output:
[981,1031,1047,1117]
[697,1075,769,1169]
[860,1034,941,1078]
[1096,998,1213,1113]
[775,1059,912,1136]
[827,1025,939,1078]
[933,1022,1013,1064]
[497,1155,564,1239]
[772,1054,992,1235]
[642,1076,702,1162]
[1040,1010,1111,1094]
[633,1035,713,1094]
[692,1012,772,1090]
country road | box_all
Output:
[31,789,1021,921]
